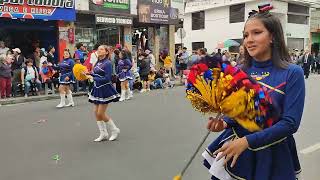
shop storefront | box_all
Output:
[135,0,179,67]
[75,0,133,50]
[0,0,76,60]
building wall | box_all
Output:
[311,9,320,32]
[75,0,89,11]
[181,0,312,53]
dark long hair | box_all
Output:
[243,11,290,70]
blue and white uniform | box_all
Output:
[59,58,75,84]
[89,58,120,104]
[203,60,305,180]
[117,58,133,82]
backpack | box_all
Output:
[23,66,37,80]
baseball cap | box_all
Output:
[12,48,21,54]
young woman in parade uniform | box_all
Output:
[117,50,133,101]
[87,45,120,142]
[56,49,75,108]
[203,6,305,180]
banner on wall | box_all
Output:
[0,0,76,21]
[138,0,179,24]
[89,0,130,14]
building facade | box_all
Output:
[311,8,320,55]
[0,0,76,61]
[75,0,180,67]
[75,0,133,51]
[181,0,314,54]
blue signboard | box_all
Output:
[0,0,76,21]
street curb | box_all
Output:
[0,82,185,106]
[0,92,88,106]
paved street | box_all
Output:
[0,75,320,180]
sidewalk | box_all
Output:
[0,81,185,106]
[0,92,88,106]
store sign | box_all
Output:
[0,0,75,21]
[139,0,171,8]
[89,0,130,14]
[138,4,178,24]
[96,14,132,25]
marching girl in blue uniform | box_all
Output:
[117,50,133,102]
[203,5,305,180]
[56,49,75,108]
[87,45,120,142]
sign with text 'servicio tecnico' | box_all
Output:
[96,14,132,25]
[0,0,76,21]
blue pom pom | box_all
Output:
[204,70,213,80]
[186,83,193,90]
[259,91,265,99]
[222,63,227,71]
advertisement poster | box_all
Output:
[89,0,130,14]
[0,0,75,21]
[138,0,178,24]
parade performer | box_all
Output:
[56,49,75,108]
[87,45,120,142]
[202,5,305,180]
[117,50,133,101]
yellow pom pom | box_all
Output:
[173,175,182,180]
[73,64,88,81]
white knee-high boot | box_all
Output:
[119,90,126,102]
[65,90,75,107]
[94,121,108,142]
[125,89,131,100]
[106,119,120,141]
[56,93,66,108]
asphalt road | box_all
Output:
[0,75,319,180]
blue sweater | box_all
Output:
[92,58,112,84]
[205,59,305,180]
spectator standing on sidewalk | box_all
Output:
[11,48,25,96]
[160,49,174,78]
[0,54,13,98]
[0,41,9,56]
[30,47,41,69]
[301,49,313,79]
[138,52,151,93]
[21,58,42,97]
[47,46,57,66]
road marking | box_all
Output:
[300,143,320,155]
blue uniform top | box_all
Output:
[116,58,132,74]
[92,58,113,85]
[59,58,75,80]
[205,59,305,180]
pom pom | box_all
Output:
[204,70,213,80]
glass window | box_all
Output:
[288,14,309,25]
[288,3,309,14]
[230,4,245,23]
[287,38,304,51]
[192,11,205,30]
[192,42,204,51]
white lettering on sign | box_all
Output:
[0,5,19,12]
[96,16,132,25]
[0,0,75,8]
